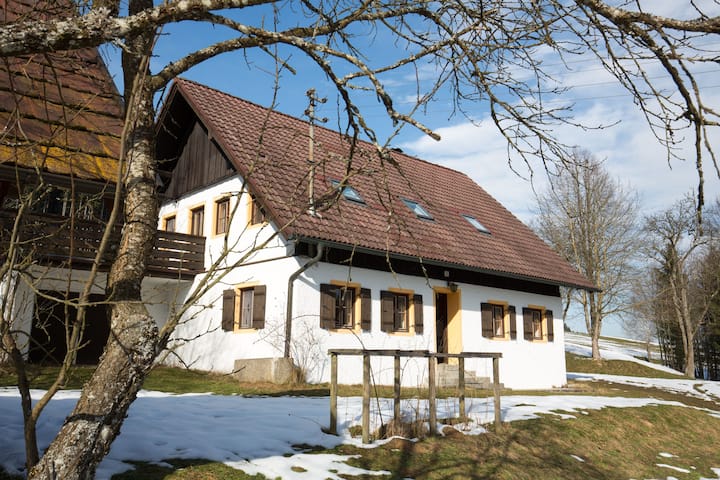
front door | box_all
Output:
[435,292,448,363]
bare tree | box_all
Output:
[624,276,659,362]
[0,1,717,478]
[534,149,640,360]
[643,195,720,377]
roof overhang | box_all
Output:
[291,235,600,293]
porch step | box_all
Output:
[436,363,501,389]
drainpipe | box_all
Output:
[284,242,324,358]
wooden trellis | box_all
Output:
[327,349,503,443]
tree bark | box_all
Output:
[28,52,159,479]
[589,292,602,361]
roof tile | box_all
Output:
[171,78,595,290]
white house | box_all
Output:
[153,79,596,390]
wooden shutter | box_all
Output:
[509,305,517,340]
[380,291,394,332]
[545,309,554,342]
[413,294,424,335]
[360,288,372,331]
[480,303,493,338]
[222,289,235,332]
[252,285,266,329]
[522,308,533,341]
[320,284,336,329]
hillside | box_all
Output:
[1,335,719,479]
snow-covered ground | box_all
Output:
[565,333,683,376]
[0,335,718,479]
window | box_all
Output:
[335,288,355,328]
[221,285,266,331]
[330,180,365,204]
[214,197,230,235]
[462,214,491,234]
[492,304,504,337]
[190,206,204,236]
[249,195,266,226]
[401,198,433,220]
[481,302,517,340]
[163,215,176,232]
[27,186,110,220]
[522,307,554,342]
[320,284,371,331]
[380,290,423,334]
[239,288,255,329]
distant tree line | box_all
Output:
[535,153,719,379]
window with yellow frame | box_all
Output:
[481,302,517,340]
[522,306,555,342]
[319,282,371,332]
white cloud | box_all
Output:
[400,90,720,224]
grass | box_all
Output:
[102,404,720,480]
[0,364,500,399]
[333,404,720,480]
[565,351,685,379]
[2,355,718,480]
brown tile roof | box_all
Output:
[0,0,123,182]
[168,78,595,290]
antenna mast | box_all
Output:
[305,88,327,216]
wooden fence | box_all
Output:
[327,349,503,443]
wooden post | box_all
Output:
[458,356,466,419]
[428,354,437,435]
[329,352,338,435]
[362,352,371,444]
[394,353,401,423]
[492,355,501,430]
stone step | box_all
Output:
[435,363,500,389]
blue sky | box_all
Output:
[102,3,720,336]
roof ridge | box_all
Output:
[173,78,474,182]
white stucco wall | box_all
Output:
[164,249,567,390]
[5,265,192,358]
[158,175,568,390]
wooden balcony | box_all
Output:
[0,211,205,279]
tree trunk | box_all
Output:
[7,342,39,471]
[589,292,602,360]
[28,74,158,479]
[684,343,696,377]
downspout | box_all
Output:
[284,242,324,358]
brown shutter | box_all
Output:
[523,308,533,341]
[252,285,266,329]
[509,305,517,340]
[360,288,372,332]
[413,294,423,334]
[481,303,492,338]
[320,284,335,329]
[380,291,394,332]
[545,309,554,342]
[222,289,235,332]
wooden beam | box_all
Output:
[428,355,436,436]
[329,352,338,435]
[393,353,401,423]
[493,356,502,430]
[362,352,371,444]
[458,356,466,419]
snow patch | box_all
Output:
[656,463,691,473]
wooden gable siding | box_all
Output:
[164,121,234,198]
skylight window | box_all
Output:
[402,198,433,220]
[462,214,491,234]
[331,180,365,204]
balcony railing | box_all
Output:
[0,210,205,279]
